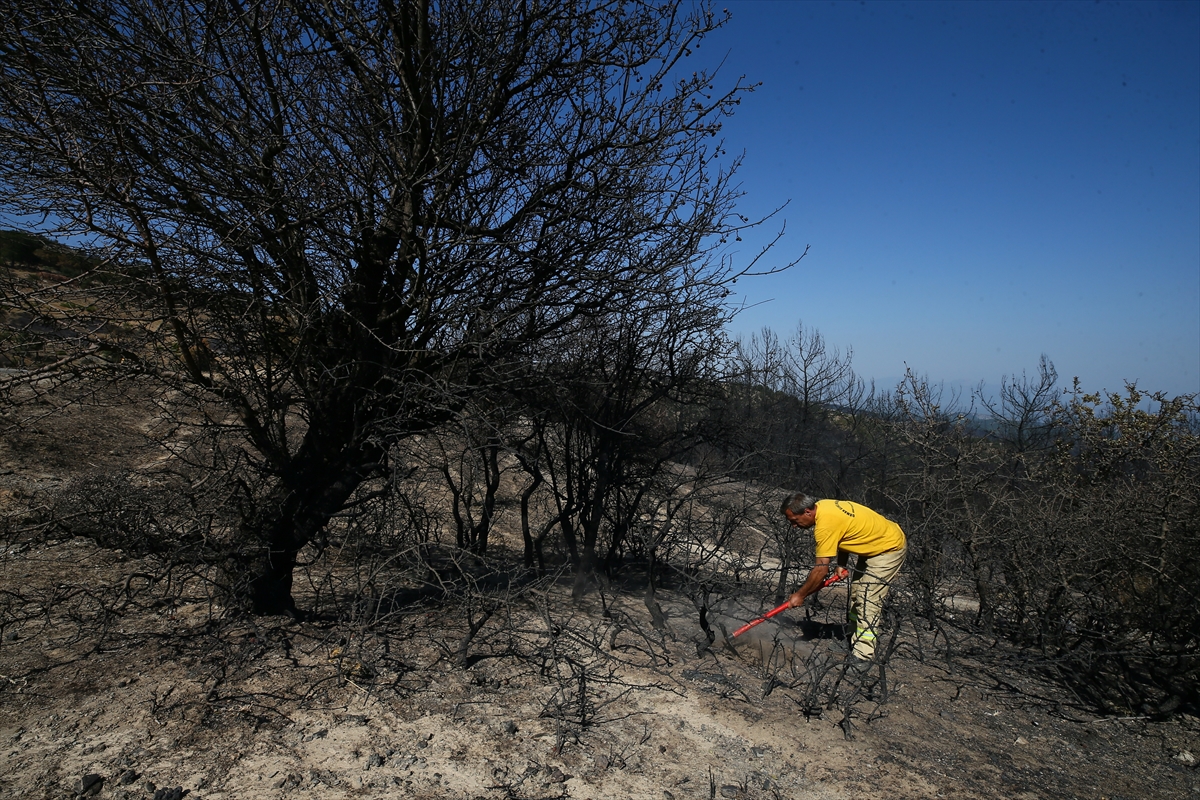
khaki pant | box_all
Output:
[848,547,906,660]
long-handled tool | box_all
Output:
[731,567,848,638]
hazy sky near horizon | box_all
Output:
[706,0,1199,399]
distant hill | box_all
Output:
[0,229,96,278]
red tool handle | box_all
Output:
[731,601,790,638]
[730,568,848,638]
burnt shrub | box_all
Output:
[43,471,200,557]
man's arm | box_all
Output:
[787,556,833,608]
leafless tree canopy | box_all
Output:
[0,0,767,613]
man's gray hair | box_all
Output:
[780,492,820,515]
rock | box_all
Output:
[117,769,138,786]
[720,785,740,798]
[151,788,186,800]
[1014,736,1028,745]
[663,792,675,800]
[74,774,103,796]
[594,755,610,771]
[302,728,328,742]
[272,773,303,790]
[1177,750,1196,766]
[366,754,385,769]
[503,720,518,735]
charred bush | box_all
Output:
[888,373,1200,716]
[42,471,202,557]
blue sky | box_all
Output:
[707,0,1200,399]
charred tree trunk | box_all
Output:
[572,463,610,601]
[471,437,502,555]
[520,468,543,569]
[241,435,384,615]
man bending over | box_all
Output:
[782,492,907,670]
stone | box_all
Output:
[366,754,385,770]
[720,785,740,798]
[74,774,103,796]
[1177,751,1196,766]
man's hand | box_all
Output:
[786,558,834,608]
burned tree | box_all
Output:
[520,273,733,595]
[0,0,764,613]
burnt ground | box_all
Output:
[1,392,1198,800]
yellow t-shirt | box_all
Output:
[812,499,906,558]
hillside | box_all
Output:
[1,390,1197,800]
